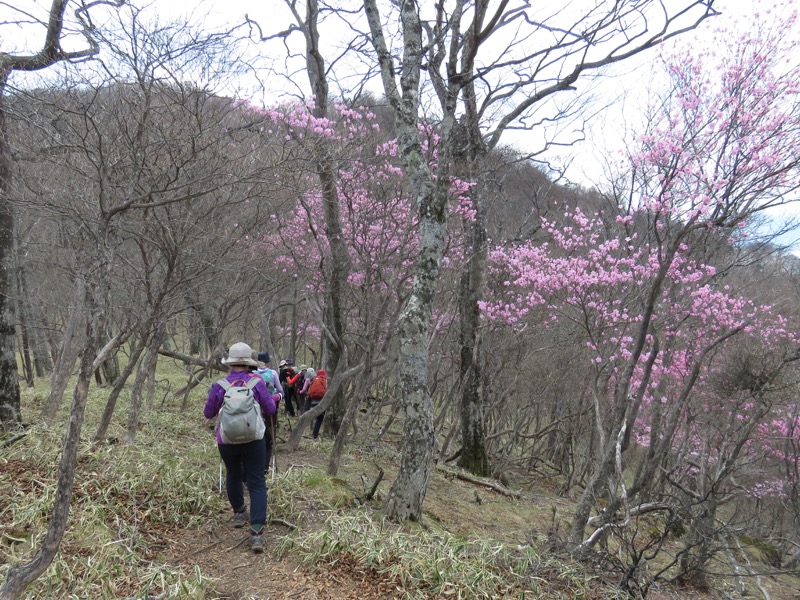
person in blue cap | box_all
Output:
[256,351,283,472]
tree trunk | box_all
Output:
[94,337,146,443]
[568,445,617,547]
[456,113,489,476]
[186,295,202,355]
[291,0,350,437]
[13,232,33,387]
[0,75,21,429]
[290,276,298,361]
[327,387,363,476]
[98,328,120,384]
[43,277,86,421]
[126,332,164,444]
[0,273,100,600]
[364,0,458,522]
[317,147,348,436]
[30,303,53,378]
[678,500,718,589]
[145,327,167,411]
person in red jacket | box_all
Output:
[307,369,327,439]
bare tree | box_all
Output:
[265,0,352,434]
[0,0,122,434]
[0,4,280,595]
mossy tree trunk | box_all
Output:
[364,0,460,522]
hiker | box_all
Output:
[204,342,278,554]
[256,351,283,471]
[298,367,316,414]
[278,359,298,417]
[306,368,327,440]
[289,365,308,414]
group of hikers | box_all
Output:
[203,342,328,553]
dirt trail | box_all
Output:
[166,450,406,600]
[169,524,403,599]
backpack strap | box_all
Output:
[217,376,259,391]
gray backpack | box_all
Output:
[217,377,265,444]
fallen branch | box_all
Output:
[157,348,224,370]
[360,464,384,501]
[443,448,462,463]
[227,536,248,551]
[2,431,28,449]
[173,538,223,562]
[586,502,672,527]
[435,465,521,499]
[269,518,297,531]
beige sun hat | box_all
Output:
[222,342,259,368]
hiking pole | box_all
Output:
[270,416,277,482]
[218,459,223,494]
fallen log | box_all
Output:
[435,465,522,499]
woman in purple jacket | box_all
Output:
[204,342,278,553]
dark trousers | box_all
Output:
[310,401,324,438]
[218,438,267,527]
[284,385,297,416]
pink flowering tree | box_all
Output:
[482,8,800,565]
[230,98,409,371]
[231,98,470,445]
[255,101,421,341]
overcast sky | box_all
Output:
[151,0,793,188]
[2,1,797,195]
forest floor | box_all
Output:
[161,436,800,600]
[5,394,800,600]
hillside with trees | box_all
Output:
[2,1,800,598]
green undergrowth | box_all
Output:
[268,436,603,598]
[0,382,220,599]
[278,510,606,599]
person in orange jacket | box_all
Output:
[290,365,309,414]
[278,359,298,417]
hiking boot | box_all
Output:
[250,530,264,554]
[233,508,249,528]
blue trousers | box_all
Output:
[217,438,267,527]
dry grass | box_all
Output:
[2,364,800,599]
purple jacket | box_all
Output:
[204,370,277,444]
